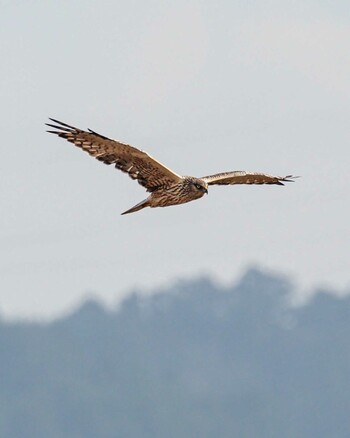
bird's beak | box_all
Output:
[204,188,208,194]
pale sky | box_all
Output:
[1,0,349,320]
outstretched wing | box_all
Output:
[202,171,296,186]
[46,118,182,192]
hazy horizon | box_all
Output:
[2,268,350,437]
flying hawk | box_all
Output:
[46,118,297,215]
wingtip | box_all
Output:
[283,175,300,183]
[46,118,78,131]
[47,117,63,125]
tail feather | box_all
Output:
[121,198,150,215]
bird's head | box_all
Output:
[186,177,208,198]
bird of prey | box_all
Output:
[46,118,297,215]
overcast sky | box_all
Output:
[1,0,349,320]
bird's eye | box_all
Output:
[195,184,202,190]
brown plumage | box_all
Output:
[46,118,297,215]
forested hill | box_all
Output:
[1,269,350,438]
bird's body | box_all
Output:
[46,118,297,215]
[121,176,208,215]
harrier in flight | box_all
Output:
[46,119,297,215]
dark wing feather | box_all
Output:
[46,118,182,192]
[202,171,297,186]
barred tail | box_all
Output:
[121,198,150,215]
